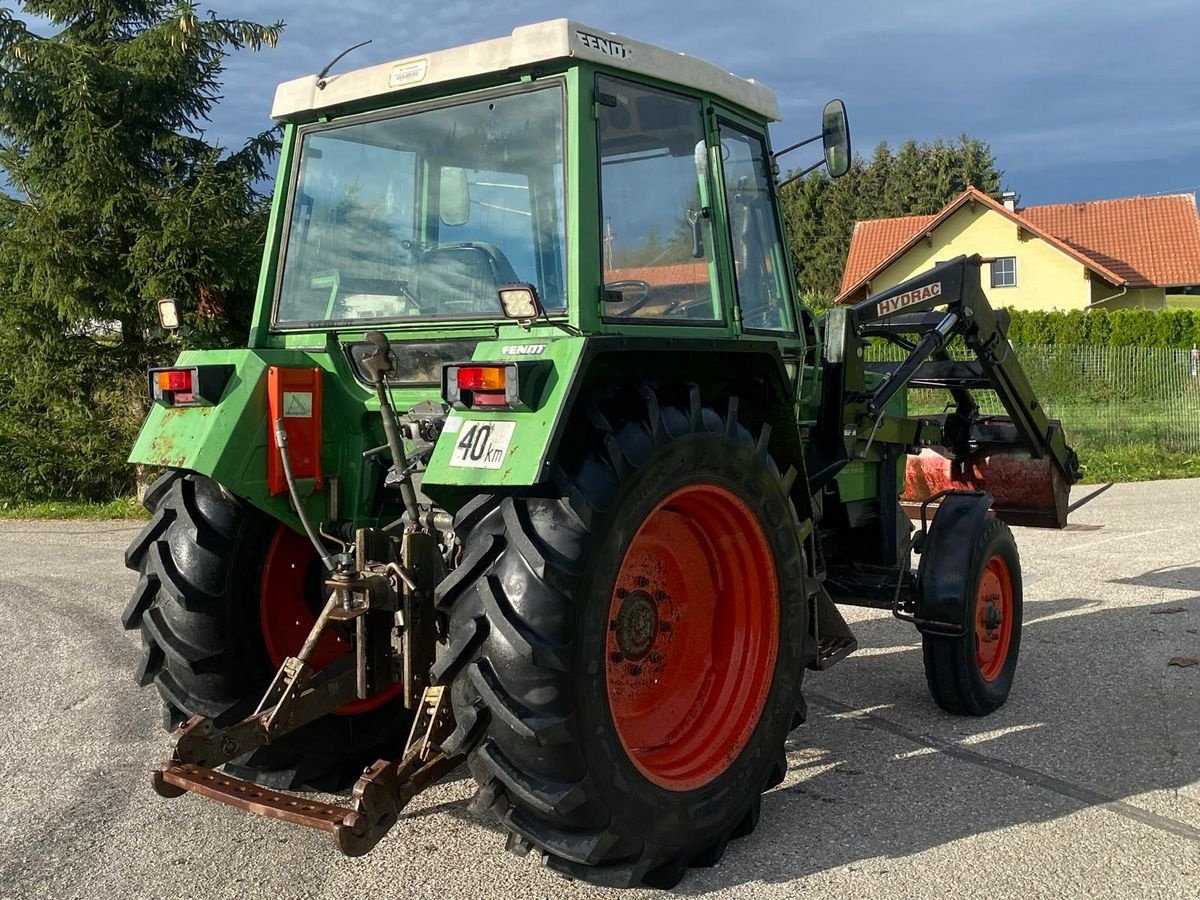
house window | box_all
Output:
[991,256,1017,288]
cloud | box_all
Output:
[18,1,1200,202]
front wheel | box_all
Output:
[434,385,811,888]
[922,517,1023,716]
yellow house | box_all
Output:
[835,187,1200,310]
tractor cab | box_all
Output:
[259,20,847,344]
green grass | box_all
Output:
[1166,294,1200,309]
[0,496,147,520]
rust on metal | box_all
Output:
[901,447,1070,528]
[157,763,367,837]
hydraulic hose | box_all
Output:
[273,418,337,572]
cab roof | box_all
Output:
[271,19,780,123]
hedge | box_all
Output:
[1005,308,1200,348]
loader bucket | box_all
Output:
[902,446,1070,529]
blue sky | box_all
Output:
[24,1,1200,205]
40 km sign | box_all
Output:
[448,421,516,469]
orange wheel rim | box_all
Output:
[260,526,403,715]
[974,555,1013,682]
[604,484,779,792]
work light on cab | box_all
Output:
[497,283,543,323]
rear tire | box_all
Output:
[434,385,811,888]
[122,470,412,789]
[922,517,1022,716]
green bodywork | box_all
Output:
[128,59,892,530]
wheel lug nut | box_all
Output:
[649,652,662,664]
[616,588,628,599]
[629,665,642,676]
[635,576,649,588]
[610,651,623,663]
[655,590,667,602]
[660,622,672,633]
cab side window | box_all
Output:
[719,125,795,332]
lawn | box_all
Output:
[1166,294,1200,309]
[0,496,147,520]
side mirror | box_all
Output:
[156,298,181,332]
[439,167,470,227]
[822,99,851,178]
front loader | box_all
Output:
[121,20,1080,889]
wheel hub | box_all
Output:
[613,590,658,661]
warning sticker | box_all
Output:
[448,421,516,469]
[283,391,313,418]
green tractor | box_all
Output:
[124,20,1079,888]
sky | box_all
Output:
[21,1,1200,206]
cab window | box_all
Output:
[596,75,720,322]
[719,125,795,332]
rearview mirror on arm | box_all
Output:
[822,99,851,178]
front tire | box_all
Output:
[122,471,412,789]
[434,386,811,888]
[922,517,1022,716]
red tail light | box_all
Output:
[148,365,233,408]
[445,363,521,410]
[456,366,507,391]
[156,369,193,393]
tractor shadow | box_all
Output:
[408,593,1200,891]
[665,593,1200,892]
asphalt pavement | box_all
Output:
[1,479,1198,899]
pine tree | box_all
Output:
[0,2,283,502]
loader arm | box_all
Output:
[811,254,1081,528]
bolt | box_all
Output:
[616,587,628,599]
[610,651,623,663]
[635,576,649,588]
[629,665,642,676]
[649,652,663,664]
[660,622,672,633]
[655,590,668,602]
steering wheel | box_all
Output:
[604,279,653,315]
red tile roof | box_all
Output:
[840,214,937,291]
[836,188,1200,303]
[1020,194,1200,288]
[606,262,710,285]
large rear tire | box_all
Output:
[922,517,1022,716]
[122,470,412,789]
[434,385,811,888]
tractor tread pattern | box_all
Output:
[435,383,808,888]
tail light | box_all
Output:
[148,365,232,408]
[444,363,522,410]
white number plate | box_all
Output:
[448,421,516,469]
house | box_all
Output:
[835,188,1200,310]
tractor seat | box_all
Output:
[416,243,520,314]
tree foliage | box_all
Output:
[780,135,1004,300]
[0,1,281,501]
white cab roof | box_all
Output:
[272,19,780,123]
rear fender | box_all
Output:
[128,347,357,531]
[421,336,811,523]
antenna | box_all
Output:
[316,40,373,90]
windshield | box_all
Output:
[275,84,566,326]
